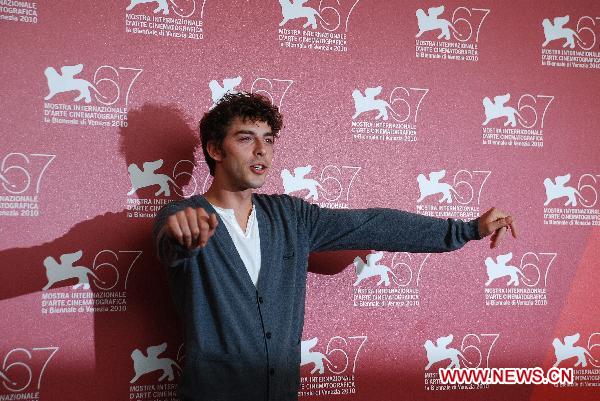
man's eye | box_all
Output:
[265,138,275,144]
[239,136,252,141]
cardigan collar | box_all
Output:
[194,194,272,295]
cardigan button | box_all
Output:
[266,332,272,339]
[258,296,264,304]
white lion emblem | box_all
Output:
[424,334,468,370]
[542,16,583,49]
[353,252,399,287]
[278,0,324,29]
[127,159,177,197]
[417,170,453,203]
[543,174,581,207]
[482,94,524,127]
[130,343,182,383]
[352,86,397,121]
[300,338,336,374]
[415,6,456,40]
[484,252,528,286]
[42,250,105,291]
[44,64,102,104]
[126,0,170,15]
[552,333,598,368]
[281,165,322,200]
[208,76,242,108]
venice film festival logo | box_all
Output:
[125,0,206,40]
[350,85,429,142]
[299,335,367,397]
[0,152,55,218]
[352,251,430,309]
[208,75,294,112]
[542,173,600,227]
[129,343,182,400]
[481,93,554,148]
[43,63,143,127]
[280,164,361,209]
[541,15,600,70]
[128,160,178,198]
[39,249,142,315]
[0,346,59,399]
[552,332,600,386]
[424,333,499,391]
[483,251,556,307]
[277,0,361,52]
[415,169,490,219]
[414,5,490,62]
[126,159,210,219]
[552,333,600,368]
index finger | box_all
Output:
[490,226,507,249]
[208,213,218,232]
[508,217,518,239]
[195,207,211,247]
[196,207,209,220]
[195,208,211,231]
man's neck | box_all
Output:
[203,188,253,210]
[203,183,255,231]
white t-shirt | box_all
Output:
[210,203,261,286]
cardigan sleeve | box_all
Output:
[291,196,481,253]
[152,199,200,266]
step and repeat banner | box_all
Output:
[1,1,599,400]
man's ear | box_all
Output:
[207,141,224,162]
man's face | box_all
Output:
[210,117,275,191]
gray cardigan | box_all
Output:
[153,193,480,401]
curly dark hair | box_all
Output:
[199,92,284,176]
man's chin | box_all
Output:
[246,175,268,190]
[249,180,266,189]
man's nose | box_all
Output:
[254,138,266,155]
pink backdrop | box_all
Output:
[1,1,599,400]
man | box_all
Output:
[153,92,516,401]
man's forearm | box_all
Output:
[302,202,480,253]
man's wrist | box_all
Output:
[469,218,482,240]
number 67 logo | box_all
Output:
[484,252,556,287]
[1,347,59,393]
[301,336,367,375]
[44,64,142,106]
[1,153,55,195]
[424,333,498,370]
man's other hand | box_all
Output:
[165,207,219,249]
[477,207,517,249]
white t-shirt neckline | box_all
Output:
[209,203,261,286]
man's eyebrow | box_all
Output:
[233,130,254,135]
[233,130,274,136]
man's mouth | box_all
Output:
[251,164,267,172]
